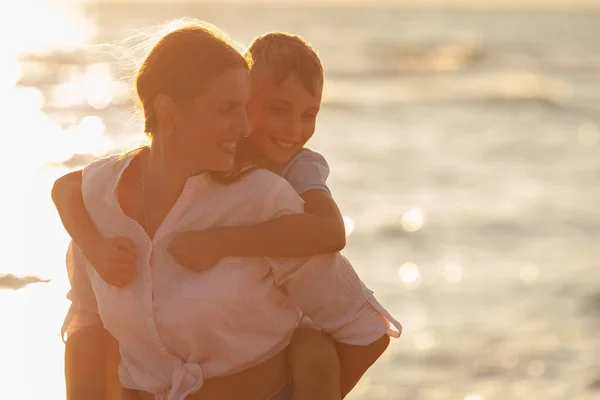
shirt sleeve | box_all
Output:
[61,241,101,342]
[262,181,402,345]
[284,150,331,195]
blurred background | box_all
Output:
[1,0,599,399]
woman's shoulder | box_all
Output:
[219,168,302,209]
[81,149,139,189]
[232,168,292,193]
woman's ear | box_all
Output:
[154,94,176,136]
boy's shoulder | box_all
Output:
[281,147,328,176]
[218,167,301,211]
[279,147,331,195]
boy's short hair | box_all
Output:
[245,32,324,95]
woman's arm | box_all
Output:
[52,171,136,287]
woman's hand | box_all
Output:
[82,237,137,288]
[168,229,226,272]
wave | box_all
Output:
[0,274,51,291]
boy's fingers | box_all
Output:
[117,250,136,264]
[114,237,137,255]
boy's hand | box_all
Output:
[83,237,137,288]
[168,229,226,272]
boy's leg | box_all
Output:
[64,324,122,400]
[65,324,107,400]
[289,326,342,400]
[105,329,123,400]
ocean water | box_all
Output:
[1,1,599,399]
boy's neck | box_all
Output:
[238,138,304,173]
[238,138,283,171]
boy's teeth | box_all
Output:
[220,142,237,151]
[274,140,295,149]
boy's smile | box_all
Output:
[247,74,323,166]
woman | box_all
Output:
[63,21,401,400]
[59,30,356,400]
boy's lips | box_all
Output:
[270,138,298,150]
[218,139,238,153]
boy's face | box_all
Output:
[246,74,322,166]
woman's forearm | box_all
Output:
[217,213,346,258]
[51,172,101,253]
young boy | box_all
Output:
[55,32,391,400]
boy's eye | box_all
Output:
[220,103,237,114]
[270,106,287,116]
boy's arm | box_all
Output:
[169,151,346,268]
[220,189,346,257]
[169,189,347,269]
[52,171,102,253]
[52,170,136,286]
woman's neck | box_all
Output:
[145,140,189,196]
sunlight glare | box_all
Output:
[1,58,23,88]
[343,215,355,237]
[414,331,439,351]
[65,115,112,156]
[401,208,424,232]
[50,74,87,108]
[86,63,115,109]
[0,1,97,399]
[398,262,422,288]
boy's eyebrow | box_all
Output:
[269,98,293,106]
[270,99,321,112]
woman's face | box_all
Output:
[171,68,251,173]
[246,75,322,166]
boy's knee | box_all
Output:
[290,327,340,380]
[289,327,342,399]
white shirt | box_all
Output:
[63,153,401,400]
